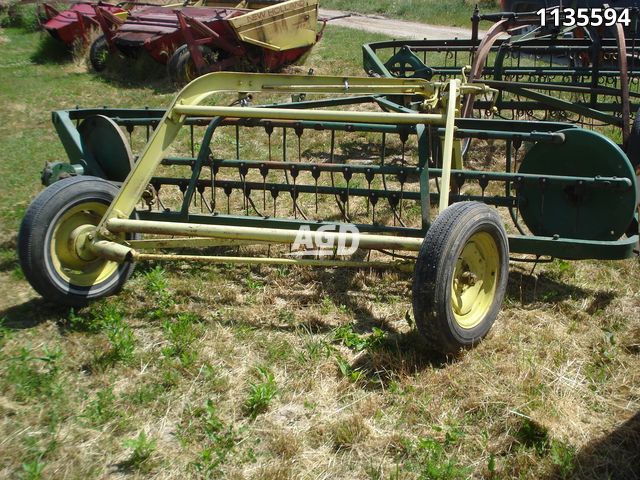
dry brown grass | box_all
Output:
[4,250,637,478]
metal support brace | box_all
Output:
[439,79,459,213]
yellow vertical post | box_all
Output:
[438,79,459,214]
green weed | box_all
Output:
[586,329,618,387]
[320,295,348,315]
[82,387,118,427]
[161,313,201,366]
[408,437,470,480]
[104,318,135,364]
[277,309,295,324]
[129,382,167,406]
[244,276,264,291]
[4,346,62,401]
[549,439,576,476]
[19,458,45,480]
[81,305,135,367]
[244,366,277,418]
[515,417,549,455]
[68,303,125,333]
[335,355,363,382]
[144,266,175,319]
[299,338,334,362]
[333,324,385,351]
[144,265,169,294]
[0,316,11,347]
[121,431,156,472]
[189,400,242,477]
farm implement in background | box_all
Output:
[39,0,129,46]
[19,71,638,354]
[363,7,640,148]
[90,0,323,83]
[363,7,640,230]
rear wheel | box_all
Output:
[412,202,509,354]
[89,35,110,72]
[18,176,137,307]
[167,44,218,85]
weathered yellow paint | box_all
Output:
[171,105,446,124]
[229,0,319,51]
[438,79,460,213]
[94,72,466,235]
[129,237,268,249]
[106,218,425,251]
[451,232,499,329]
[50,201,122,287]
[134,252,413,271]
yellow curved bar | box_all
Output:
[95,71,486,236]
[95,72,442,232]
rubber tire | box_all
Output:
[18,176,136,307]
[90,35,109,72]
[412,202,509,354]
[167,44,215,85]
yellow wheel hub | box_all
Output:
[451,232,499,329]
[50,201,120,288]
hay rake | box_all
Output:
[363,8,640,146]
[20,72,638,354]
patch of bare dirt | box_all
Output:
[319,8,485,39]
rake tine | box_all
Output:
[236,124,240,160]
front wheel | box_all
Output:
[412,202,509,354]
[18,176,137,307]
[89,35,110,72]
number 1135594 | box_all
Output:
[536,7,631,27]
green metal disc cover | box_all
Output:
[518,128,637,241]
[78,115,133,183]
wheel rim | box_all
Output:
[49,201,120,287]
[450,231,499,329]
[183,59,198,83]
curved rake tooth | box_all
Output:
[259,162,269,210]
[369,192,379,224]
[365,167,375,212]
[210,163,219,213]
[294,123,304,162]
[479,174,489,198]
[264,122,274,161]
[311,165,321,214]
[342,167,353,218]
[397,168,408,218]
[290,165,300,218]
[239,162,249,211]
[399,128,409,165]
[223,183,233,214]
[270,186,279,217]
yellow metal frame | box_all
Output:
[229,0,319,51]
[88,72,491,263]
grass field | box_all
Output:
[321,0,500,28]
[1,18,640,480]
